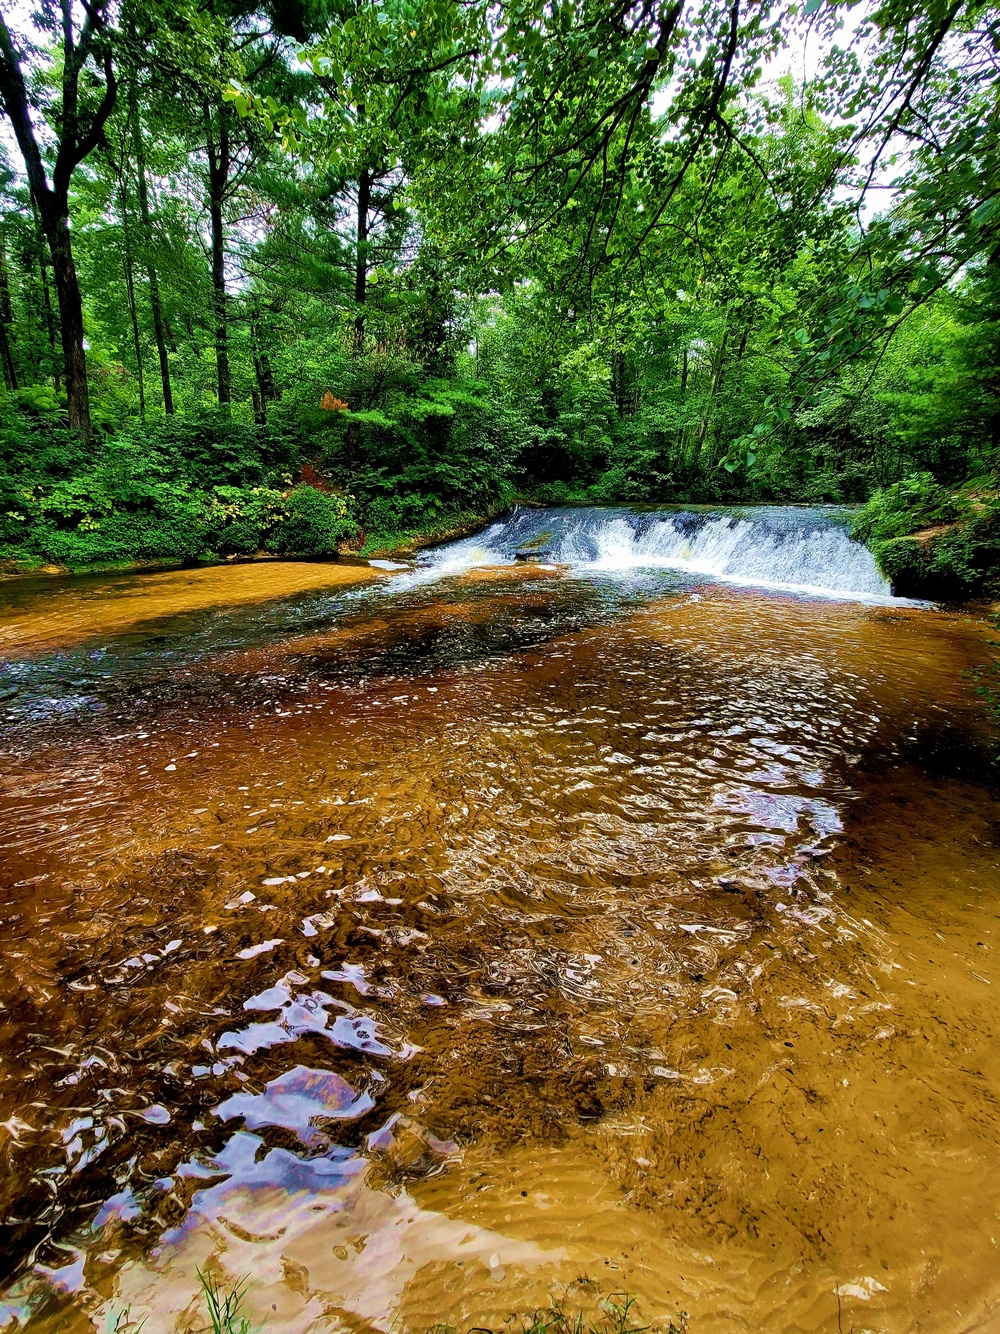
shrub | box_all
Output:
[265,485,357,556]
[204,487,288,556]
[873,535,928,593]
[851,471,960,545]
[854,472,1000,598]
[138,409,303,488]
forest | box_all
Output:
[0,0,997,597]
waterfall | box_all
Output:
[416,505,895,600]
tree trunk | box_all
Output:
[694,328,729,459]
[46,212,90,436]
[32,204,60,391]
[353,166,371,352]
[0,238,19,390]
[0,6,117,438]
[118,176,146,420]
[132,90,173,414]
[611,350,640,415]
[0,321,15,391]
[207,106,231,408]
[249,299,277,422]
[257,347,277,403]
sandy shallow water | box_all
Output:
[0,553,997,1334]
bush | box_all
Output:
[926,508,1000,596]
[0,399,364,565]
[0,381,499,567]
[139,409,302,488]
[851,471,960,545]
[873,535,928,592]
[265,485,356,556]
[204,487,288,556]
[0,403,356,566]
[854,472,1000,598]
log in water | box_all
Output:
[0,505,997,1333]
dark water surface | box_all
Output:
[0,510,998,1333]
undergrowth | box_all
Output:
[853,471,1000,599]
[0,398,510,571]
[355,497,512,558]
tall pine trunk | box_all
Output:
[0,237,18,390]
[46,212,89,434]
[131,89,172,414]
[32,204,59,391]
[207,105,231,408]
[343,164,372,464]
[0,9,117,439]
[249,298,277,422]
[694,327,729,460]
[118,175,145,420]
[354,167,370,352]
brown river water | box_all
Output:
[0,506,998,1334]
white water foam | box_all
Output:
[559,513,892,599]
[403,506,899,602]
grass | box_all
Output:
[354,502,509,560]
[197,1269,254,1334]
[108,1273,688,1334]
[455,1292,689,1334]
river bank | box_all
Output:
[0,504,507,584]
[852,473,1000,602]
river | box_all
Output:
[0,505,998,1333]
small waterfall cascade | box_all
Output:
[417,505,894,600]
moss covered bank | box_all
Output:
[853,474,1000,603]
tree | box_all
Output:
[129,84,173,414]
[0,0,118,437]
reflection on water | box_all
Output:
[0,518,998,1334]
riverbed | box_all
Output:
[0,506,998,1333]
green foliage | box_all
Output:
[265,483,355,555]
[853,473,1000,599]
[0,404,355,565]
[851,473,960,545]
[869,535,927,591]
[138,411,301,489]
[921,507,1000,600]
[0,0,998,581]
